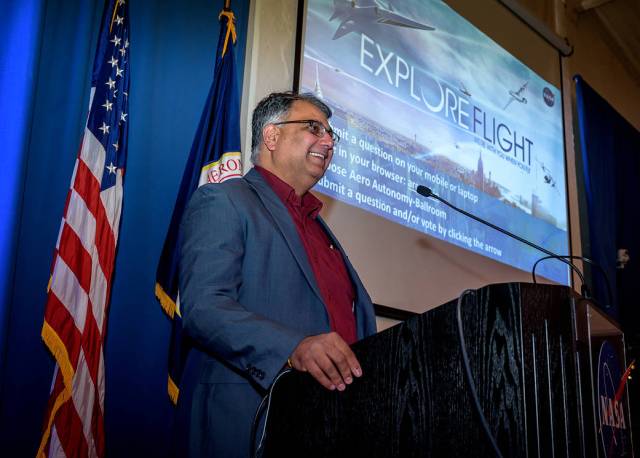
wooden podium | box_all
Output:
[260,283,633,457]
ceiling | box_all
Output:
[571,0,640,83]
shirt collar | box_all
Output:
[255,166,323,218]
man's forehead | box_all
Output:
[287,100,328,121]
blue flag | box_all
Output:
[155,6,242,404]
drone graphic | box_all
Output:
[458,81,471,98]
[503,81,528,110]
[536,159,558,191]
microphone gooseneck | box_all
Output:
[415,185,587,292]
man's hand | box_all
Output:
[289,332,362,391]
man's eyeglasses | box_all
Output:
[272,119,340,143]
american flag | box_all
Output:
[38,0,129,456]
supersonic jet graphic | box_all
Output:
[329,0,435,40]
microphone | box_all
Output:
[416,185,433,198]
[416,185,590,296]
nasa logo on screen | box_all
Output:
[543,87,555,107]
[596,340,630,457]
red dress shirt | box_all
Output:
[255,166,357,344]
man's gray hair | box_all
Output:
[250,92,332,164]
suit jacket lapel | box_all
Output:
[244,169,325,306]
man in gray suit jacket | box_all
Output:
[179,92,377,457]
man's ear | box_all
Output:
[263,124,279,152]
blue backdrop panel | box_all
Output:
[575,75,640,325]
[0,0,103,453]
[0,0,250,456]
[0,0,46,395]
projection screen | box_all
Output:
[297,0,570,313]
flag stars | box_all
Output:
[120,112,128,122]
[123,39,129,49]
[115,15,124,25]
[112,88,118,99]
[105,77,116,89]
[119,47,126,57]
[108,56,118,68]
[106,163,117,175]
[112,142,119,151]
[102,99,113,111]
[99,122,110,135]
[110,35,121,47]
[115,66,124,78]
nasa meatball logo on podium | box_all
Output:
[596,340,632,457]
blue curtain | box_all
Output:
[575,75,640,328]
[0,0,46,398]
[0,0,249,456]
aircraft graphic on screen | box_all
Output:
[536,160,558,189]
[330,0,435,40]
[503,81,529,110]
[458,81,472,98]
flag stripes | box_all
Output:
[39,0,130,456]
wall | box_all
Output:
[523,0,640,130]
[240,0,299,165]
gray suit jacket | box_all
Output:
[179,168,376,457]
